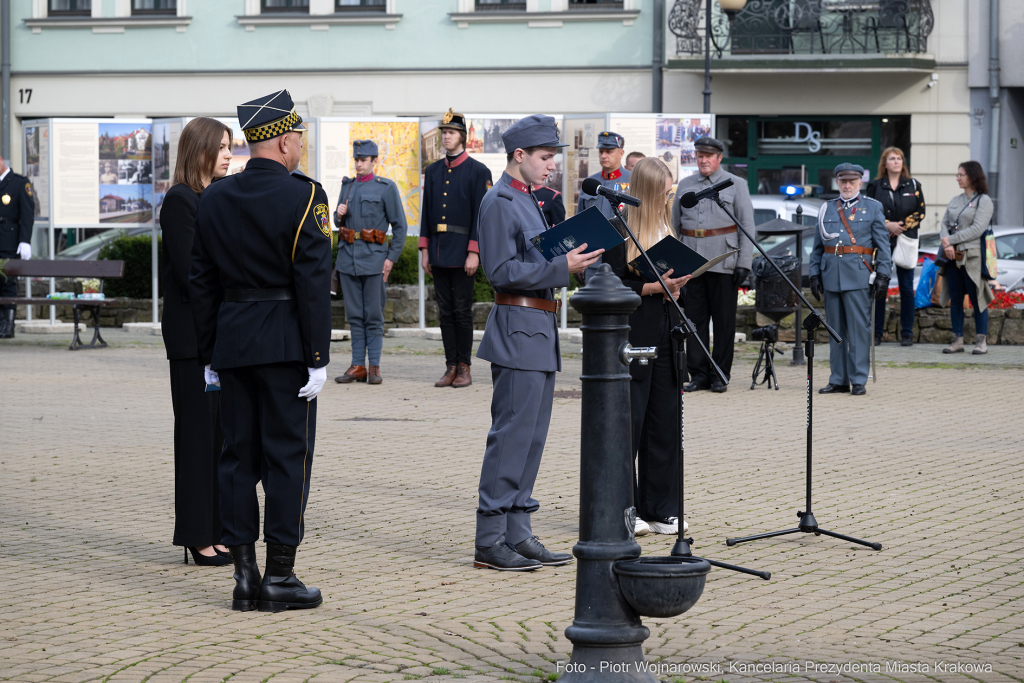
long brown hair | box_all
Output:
[876,146,910,180]
[172,117,231,194]
[624,157,674,265]
[958,161,989,195]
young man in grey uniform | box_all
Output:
[671,136,753,393]
[474,115,604,571]
[809,163,891,396]
[333,140,408,386]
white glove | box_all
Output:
[298,366,327,402]
[204,365,220,386]
[17,242,31,260]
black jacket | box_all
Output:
[160,183,202,360]
[189,158,333,371]
[604,217,684,383]
[865,176,926,241]
[0,170,35,257]
[419,152,492,268]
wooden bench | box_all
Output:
[0,259,126,350]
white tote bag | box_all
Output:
[892,233,919,270]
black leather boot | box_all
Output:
[0,310,14,339]
[227,543,261,612]
[258,544,323,612]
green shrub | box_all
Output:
[98,234,162,299]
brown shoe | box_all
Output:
[452,362,472,388]
[435,364,457,387]
[367,365,382,385]
[334,365,367,383]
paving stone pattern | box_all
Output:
[1,342,1023,683]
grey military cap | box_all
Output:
[694,136,725,154]
[501,115,568,154]
[596,131,624,149]
[834,162,865,178]
[353,139,379,158]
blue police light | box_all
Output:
[783,185,806,196]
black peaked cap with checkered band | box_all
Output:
[237,90,307,143]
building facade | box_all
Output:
[4,0,1020,229]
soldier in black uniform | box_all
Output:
[419,109,492,388]
[0,160,35,338]
[189,90,332,613]
[530,183,565,228]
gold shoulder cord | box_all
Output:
[292,182,317,262]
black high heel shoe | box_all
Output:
[184,547,232,566]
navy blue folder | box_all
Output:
[529,206,625,261]
[628,236,737,282]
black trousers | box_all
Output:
[1,253,16,316]
[433,266,475,366]
[630,313,680,523]
[683,270,737,384]
[168,359,224,548]
[218,362,317,547]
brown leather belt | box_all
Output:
[495,292,560,313]
[680,224,736,238]
[829,245,875,256]
[339,227,388,244]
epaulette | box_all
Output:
[341,176,354,184]
[861,195,882,206]
[374,176,390,185]
[291,170,321,187]
[497,186,516,202]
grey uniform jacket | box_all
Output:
[577,167,631,219]
[476,172,570,373]
[334,175,408,277]
[671,168,754,274]
[809,194,891,292]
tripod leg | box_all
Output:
[750,344,765,389]
[703,557,771,580]
[769,348,780,390]
[815,527,882,551]
[726,527,801,546]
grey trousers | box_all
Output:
[475,364,556,548]
[338,271,385,366]
[825,287,870,386]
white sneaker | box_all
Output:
[648,517,688,535]
[634,517,650,537]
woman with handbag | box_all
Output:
[866,147,925,346]
[160,117,234,566]
[939,161,995,354]
[602,157,691,537]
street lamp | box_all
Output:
[702,0,748,114]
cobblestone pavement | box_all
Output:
[1,337,1023,683]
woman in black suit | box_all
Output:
[160,117,233,566]
[602,157,691,537]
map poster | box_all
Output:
[563,116,604,217]
[609,114,713,184]
[319,119,421,229]
[23,123,49,219]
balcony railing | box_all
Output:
[669,0,934,57]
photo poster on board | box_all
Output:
[23,122,50,219]
[318,118,421,230]
[609,114,714,184]
[97,121,154,224]
[152,118,182,226]
[563,116,605,217]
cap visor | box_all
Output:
[292,122,307,131]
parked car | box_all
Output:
[914,226,1024,291]
[55,227,156,261]
[743,196,825,289]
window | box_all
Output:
[132,0,176,15]
[336,0,385,10]
[569,0,624,8]
[262,0,309,12]
[48,0,91,16]
[995,234,1024,262]
[475,0,526,11]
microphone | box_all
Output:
[679,178,734,209]
[581,177,640,207]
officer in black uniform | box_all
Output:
[531,183,565,228]
[190,90,332,613]
[419,109,492,388]
[0,160,35,338]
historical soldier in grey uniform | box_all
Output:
[577,131,631,219]
[809,163,891,396]
[333,140,408,386]
[474,115,604,571]
[190,89,331,611]
[671,136,753,393]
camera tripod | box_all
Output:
[609,203,770,581]
[750,336,782,390]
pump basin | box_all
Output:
[613,556,710,618]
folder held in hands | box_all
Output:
[529,207,625,261]
[628,236,738,282]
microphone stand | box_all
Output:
[609,202,769,580]
[694,191,881,552]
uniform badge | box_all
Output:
[442,108,454,125]
[486,180,492,189]
[313,203,331,239]
[619,183,629,191]
[24,184,32,197]
[1,194,9,205]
